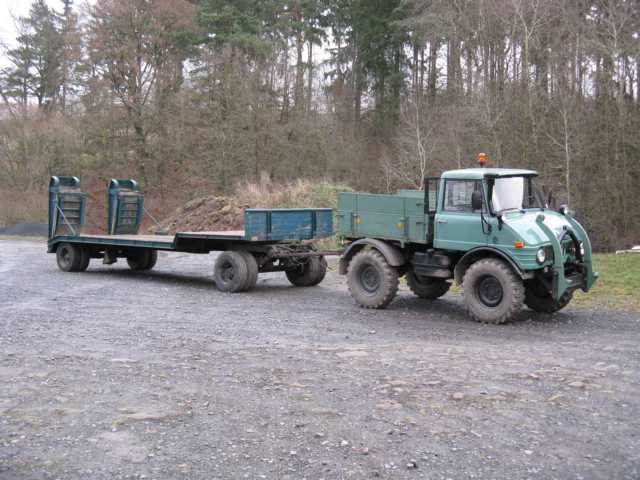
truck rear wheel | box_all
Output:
[127,249,158,271]
[286,256,327,287]
[214,251,250,293]
[462,258,524,324]
[347,249,399,309]
[56,243,89,272]
[406,271,450,299]
[525,283,573,313]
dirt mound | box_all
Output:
[149,196,248,234]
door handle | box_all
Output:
[437,219,448,225]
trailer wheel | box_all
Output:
[238,251,259,291]
[77,247,91,272]
[127,249,158,271]
[347,249,399,309]
[525,282,573,313]
[214,251,250,293]
[56,243,86,272]
[406,271,450,299]
[462,258,524,324]
[286,256,328,287]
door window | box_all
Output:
[444,180,483,213]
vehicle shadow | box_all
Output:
[81,267,580,327]
[394,293,578,327]
[82,267,216,289]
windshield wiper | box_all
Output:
[496,207,521,214]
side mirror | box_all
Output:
[471,191,483,212]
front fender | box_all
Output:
[338,238,406,275]
[454,247,526,285]
[535,214,598,299]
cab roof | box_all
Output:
[442,168,538,180]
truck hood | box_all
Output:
[502,210,577,246]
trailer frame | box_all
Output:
[47,176,335,292]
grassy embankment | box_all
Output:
[571,253,640,312]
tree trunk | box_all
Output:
[293,9,305,115]
[428,39,438,100]
[307,40,313,113]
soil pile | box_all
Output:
[149,196,247,234]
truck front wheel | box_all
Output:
[525,282,573,313]
[462,258,524,324]
[347,249,399,309]
[406,271,450,299]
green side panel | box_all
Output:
[337,192,358,237]
[404,195,427,243]
[352,194,406,240]
[337,191,429,244]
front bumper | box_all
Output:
[535,214,598,300]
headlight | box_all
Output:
[579,242,585,257]
[536,247,547,264]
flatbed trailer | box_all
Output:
[47,176,335,292]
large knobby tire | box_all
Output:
[462,258,524,324]
[347,249,399,309]
[56,243,89,272]
[286,256,328,287]
[525,282,573,313]
[406,271,451,299]
[214,251,250,293]
[238,251,259,292]
[127,249,158,271]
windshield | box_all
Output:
[491,176,543,212]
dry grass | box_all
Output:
[0,188,48,227]
[232,179,352,210]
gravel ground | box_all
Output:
[1,238,639,480]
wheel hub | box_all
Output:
[360,265,381,293]
[477,275,503,307]
[221,262,235,282]
[60,247,71,267]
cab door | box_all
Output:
[434,179,488,251]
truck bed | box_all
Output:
[337,191,431,245]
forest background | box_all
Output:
[0,0,639,250]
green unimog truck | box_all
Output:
[337,157,598,324]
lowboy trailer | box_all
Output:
[47,176,334,292]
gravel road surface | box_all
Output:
[1,239,639,480]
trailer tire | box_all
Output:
[347,249,399,309]
[462,258,524,324]
[214,251,250,293]
[77,246,91,272]
[56,243,85,272]
[127,249,158,271]
[406,271,450,299]
[239,252,259,291]
[286,256,327,287]
[525,283,573,313]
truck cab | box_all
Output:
[337,160,598,324]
